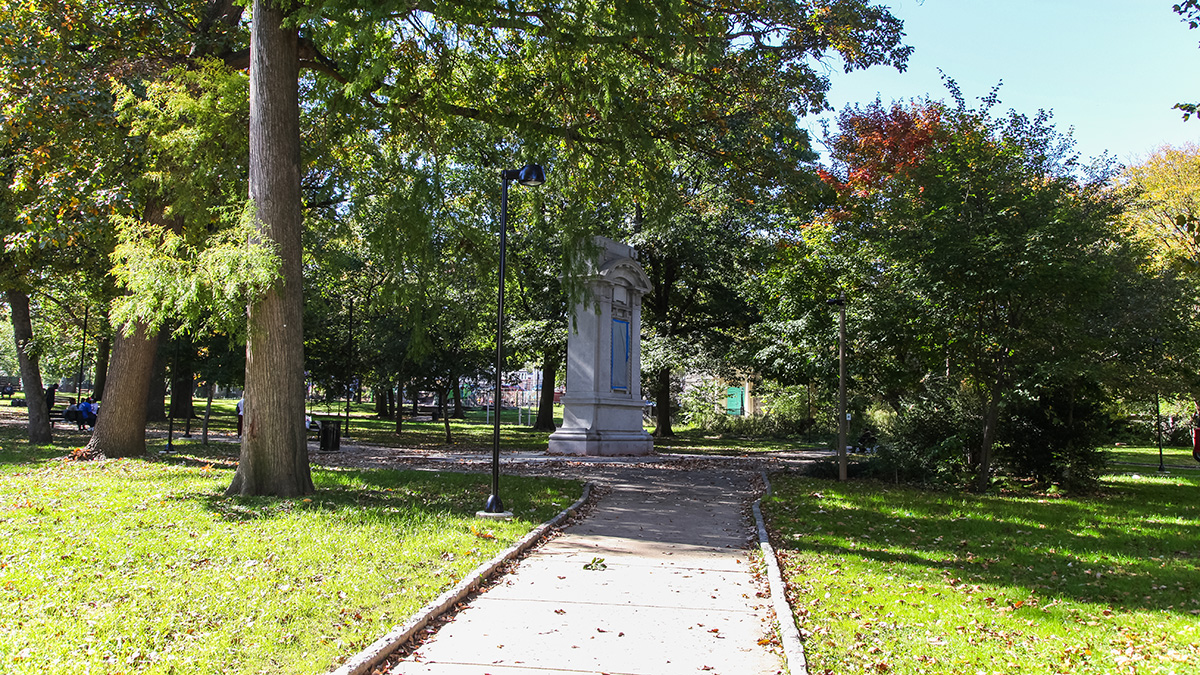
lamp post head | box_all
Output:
[516,163,545,187]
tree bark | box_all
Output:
[374,386,387,418]
[394,379,403,434]
[202,381,214,445]
[533,355,559,431]
[410,381,419,416]
[93,335,111,400]
[452,375,464,418]
[653,366,674,437]
[8,290,51,444]
[974,392,1001,492]
[85,324,160,457]
[226,0,311,496]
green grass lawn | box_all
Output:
[763,474,1200,674]
[0,434,580,674]
[1105,445,1200,472]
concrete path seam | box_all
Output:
[329,481,596,675]
[754,470,807,675]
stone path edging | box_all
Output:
[754,470,807,675]
[328,481,596,675]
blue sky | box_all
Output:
[810,0,1200,164]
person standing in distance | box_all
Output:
[236,397,244,437]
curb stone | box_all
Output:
[754,470,807,675]
[328,481,596,675]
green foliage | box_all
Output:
[765,87,1168,489]
[109,215,281,336]
[680,380,816,438]
[873,387,977,487]
[1122,143,1200,269]
[995,384,1114,492]
[112,60,251,241]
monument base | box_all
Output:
[547,428,655,456]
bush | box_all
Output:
[679,381,815,438]
[678,381,725,429]
[995,383,1114,492]
[871,390,977,487]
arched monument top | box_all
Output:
[597,257,653,294]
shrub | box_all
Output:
[995,383,1114,492]
[871,390,977,487]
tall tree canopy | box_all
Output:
[224,0,913,495]
[767,89,1159,490]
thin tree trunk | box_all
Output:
[410,381,419,416]
[394,379,403,434]
[226,0,311,497]
[202,381,214,445]
[975,392,1001,492]
[440,384,452,444]
[653,366,674,437]
[452,375,464,418]
[533,355,559,431]
[85,324,160,457]
[93,335,111,400]
[8,290,51,444]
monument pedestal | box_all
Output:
[548,237,654,457]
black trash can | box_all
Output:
[318,421,341,453]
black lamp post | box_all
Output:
[827,294,848,481]
[481,163,545,516]
[1156,391,1166,473]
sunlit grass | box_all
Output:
[1105,445,1199,472]
[763,474,1200,674]
[0,438,580,674]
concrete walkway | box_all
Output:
[388,469,783,675]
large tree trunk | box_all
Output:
[533,355,559,431]
[93,335,111,400]
[8,290,51,444]
[226,0,311,497]
[85,325,160,457]
[653,366,674,437]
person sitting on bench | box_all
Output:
[78,397,97,430]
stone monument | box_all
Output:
[548,236,654,456]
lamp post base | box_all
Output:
[477,495,512,520]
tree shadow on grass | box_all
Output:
[766,475,1200,617]
[147,460,576,526]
